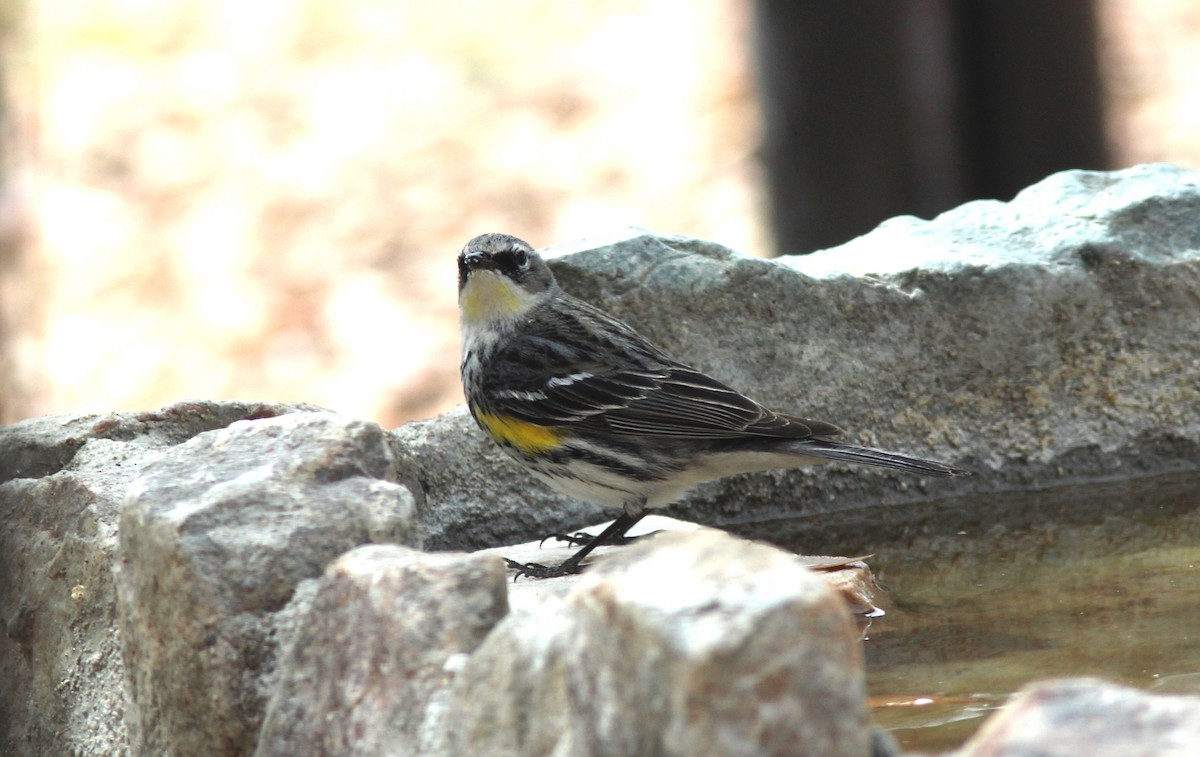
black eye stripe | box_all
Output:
[495,248,530,269]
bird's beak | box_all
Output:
[462,251,491,270]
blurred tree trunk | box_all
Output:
[753,0,1108,255]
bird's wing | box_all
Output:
[482,301,842,440]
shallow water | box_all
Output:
[735,471,1200,753]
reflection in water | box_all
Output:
[734,472,1200,753]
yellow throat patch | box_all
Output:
[459,271,533,323]
[474,411,562,454]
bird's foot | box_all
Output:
[504,558,584,580]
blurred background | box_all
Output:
[0,0,1196,427]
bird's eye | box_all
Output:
[512,248,529,268]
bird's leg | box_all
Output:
[507,510,647,580]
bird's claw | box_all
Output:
[503,558,582,580]
[538,531,593,547]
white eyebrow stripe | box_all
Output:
[547,372,594,388]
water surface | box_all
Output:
[736,472,1200,753]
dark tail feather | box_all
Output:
[794,439,969,478]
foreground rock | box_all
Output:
[398,164,1200,552]
[957,678,1200,757]
[258,546,507,757]
[118,411,419,757]
[0,401,324,756]
[447,529,870,757]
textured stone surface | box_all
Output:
[257,545,507,757]
[447,530,869,757]
[400,164,1200,553]
[956,678,1200,757]
[0,401,322,757]
[117,412,418,757]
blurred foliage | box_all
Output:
[18,0,762,425]
[1,0,1196,425]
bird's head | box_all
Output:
[457,233,557,325]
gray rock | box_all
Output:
[257,545,508,757]
[117,412,418,757]
[956,677,1200,757]
[399,164,1200,552]
[0,400,323,757]
[446,529,869,757]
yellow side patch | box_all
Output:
[475,411,563,454]
[460,272,531,322]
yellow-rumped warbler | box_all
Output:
[458,233,967,578]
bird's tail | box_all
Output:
[792,439,969,478]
